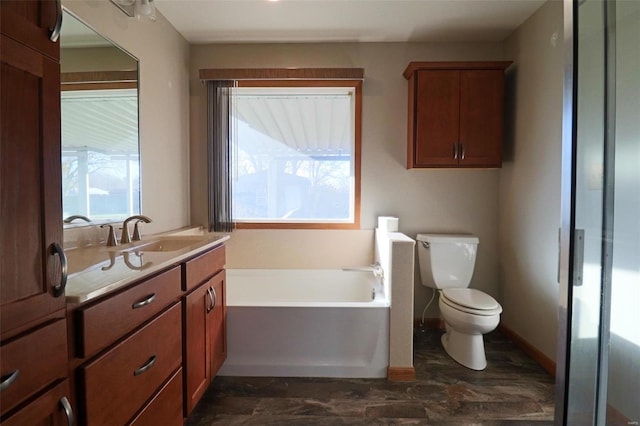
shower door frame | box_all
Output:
[556,0,624,424]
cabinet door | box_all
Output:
[414,70,460,167]
[1,379,74,426]
[0,34,64,338]
[0,319,68,416]
[210,271,227,377]
[458,70,505,167]
[0,0,60,60]
[183,279,213,415]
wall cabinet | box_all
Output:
[183,245,227,416]
[404,62,512,169]
[0,0,71,422]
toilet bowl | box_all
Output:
[416,234,502,370]
[438,288,502,370]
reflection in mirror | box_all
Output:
[60,10,140,224]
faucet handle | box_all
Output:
[132,220,144,241]
[100,224,118,247]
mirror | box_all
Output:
[60,10,140,226]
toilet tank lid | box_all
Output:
[416,234,479,244]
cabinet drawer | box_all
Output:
[183,245,225,291]
[129,368,183,426]
[80,303,182,426]
[1,379,73,426]
[76,266,181,358]
[0,319,68,416]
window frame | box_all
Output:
[232,79,362,230]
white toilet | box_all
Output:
[416,233,502,370]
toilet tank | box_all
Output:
[416,234,479,289]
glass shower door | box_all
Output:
[559,0,639,424]
[604,0,639,424]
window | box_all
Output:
[231,80,361,229]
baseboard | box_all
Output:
[498,324,556,377]
[606,403,632,426]
[414,318,444,329]
[387,366,416,382]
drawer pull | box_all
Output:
[132,293,156,309]
[49,0,63,42]
[212,286,218,310]
[133,355,157,376]
[206,287,215,313]
[0,369,19,391]
[59,396,74,426]
[51,242,68,297]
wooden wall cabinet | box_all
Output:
[183,245,227,416]
[404,61,512,169]
[0,0,71,422]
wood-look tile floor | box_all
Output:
[186,328,555,425]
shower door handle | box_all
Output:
[573,229,585,287]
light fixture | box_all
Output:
[111,0,157,22]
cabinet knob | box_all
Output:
[453,143,458,159]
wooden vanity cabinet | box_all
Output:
[404,61,512,169]
[0,0,71,422]
[183,245,227,416]
[74,266,182,358]
[79,304,182,426]
[70,267,183,425]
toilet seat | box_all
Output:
[441,288,502,316]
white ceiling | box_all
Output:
[154,0,546,44]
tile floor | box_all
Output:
[186,328,555,425]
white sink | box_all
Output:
[122,237,200,253]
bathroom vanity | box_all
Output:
[404,61,512,169]
[64,231,229,424]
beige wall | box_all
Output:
[63,0,191,234]
[190,43,506,315]
[61,46,136,73]
[499,0,563,362]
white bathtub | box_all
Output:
[218,269,390,378]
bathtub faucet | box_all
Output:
[342,262,384,278]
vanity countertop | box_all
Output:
[64,227,230,304]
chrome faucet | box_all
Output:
[121,215,152,244]
[342,262,384,278]
[100,224,118,247]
